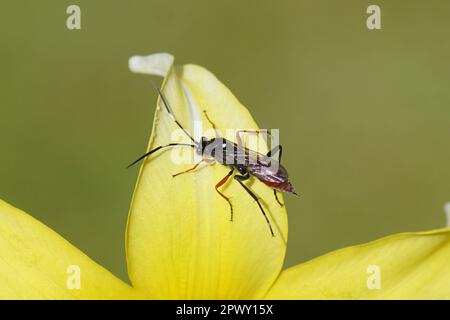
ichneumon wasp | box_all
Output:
[128,84,298,237]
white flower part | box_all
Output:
[445,202,450,227]
[128,53,174,77]
[181,82,202,140]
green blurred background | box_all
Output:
[1,0,450,282]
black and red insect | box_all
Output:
[128,84,298,236]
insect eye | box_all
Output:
[237,165,246,174]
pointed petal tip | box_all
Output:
[128,53,174,77]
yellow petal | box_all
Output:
[0,199,135,299]
[265,228,450,299]
[126,53,288,299]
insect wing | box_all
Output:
[237,143,271,166]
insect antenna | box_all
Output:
[126,143,195,168]
[152,82,197,145]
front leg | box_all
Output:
[172,158,215,178]
[203,110,220,138]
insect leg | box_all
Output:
[126,143,195,168]
[215,167,235,221]
[236,130,262,147]
[203,110,220,137]
[267,145,283,162]
[172,159,215,177]
[172,159,204,177]
[273,189,284,207]
[234,174,275,237]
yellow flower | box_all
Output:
[1,53,449,299]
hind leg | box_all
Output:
[234,173,275,237]
[273,189,284,207]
